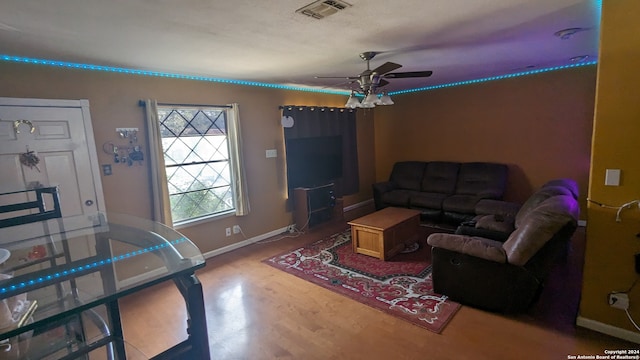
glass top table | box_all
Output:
[0,187,210,359]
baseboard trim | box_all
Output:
[118,267,167,289]
[343,198,373,212]
[203,226,289,259]
[576,316,640,344]
[203,199,373,260]
[117,226,287,289]
[117,226,288,288]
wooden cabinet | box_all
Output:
[293,183,341,230]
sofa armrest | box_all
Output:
[471,199,519,236]
[372,181,396,210]
[475,215,515,234]
[476,189,505,200]
[455,223,511,242]
[427,233,507,263]
[373,181,396,193]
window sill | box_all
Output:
[173,210,235,230]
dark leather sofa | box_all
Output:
[372,161,509,225]
[426,179,580,313]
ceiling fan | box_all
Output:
[316,51,433,95]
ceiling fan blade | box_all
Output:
[321,79,358,89]
[383,70,433,79]
[371,62,402,75]
[314,76,359,80]
[314,76,359,79]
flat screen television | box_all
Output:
[286,135,343,189]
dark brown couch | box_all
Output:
[372,161,509,225]
[426,179,580,313]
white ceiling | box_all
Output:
[0,0,599,93]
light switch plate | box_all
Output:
[605,169,621,186]
[266,149,277,158]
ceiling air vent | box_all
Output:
[296,0,352,19]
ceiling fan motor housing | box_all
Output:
[316,51,433,93]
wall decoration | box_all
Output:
[13,119,36,134]
[19,149,40,172]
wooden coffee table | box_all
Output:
[348,207,421,261]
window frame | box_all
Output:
[155,105,236,226]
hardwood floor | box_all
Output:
[119,209,636,359]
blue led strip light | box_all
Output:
[0,237,189,295]
[1,54,598,97]
[0,55,350,96]
[594,0,602,13]
[389,61,598,96]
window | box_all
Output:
[156,106,234,224]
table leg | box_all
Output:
[107,300,126,359]
[174,274,210,360]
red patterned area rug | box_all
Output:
[263,228,461,333]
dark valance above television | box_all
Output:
[285,135,343,189]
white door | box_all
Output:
[0,97,106,242]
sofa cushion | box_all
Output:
[454,162,508,198]
[381,189,415,207]
[503,195,579,266]
[389,161,427,191]
[421,161,460,194]
[442,194,482,214]
[410,192,448,209]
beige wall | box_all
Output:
[0,62,377,256]
[581,0,640,335]
[374,66,597,214]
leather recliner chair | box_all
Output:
[426,183,579,313]
[455,178,579,241]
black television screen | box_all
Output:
[286,135,343,189]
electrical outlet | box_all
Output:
[225,227,231,237]
[608,293,629,310]
[233,225,241,234]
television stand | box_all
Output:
[293,183,341,230]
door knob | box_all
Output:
[85,200,94,206]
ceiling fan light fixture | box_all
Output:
[359,101,375,109]
[361,92,378,108]
[345,91,361,108]
[377,92,394,105]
